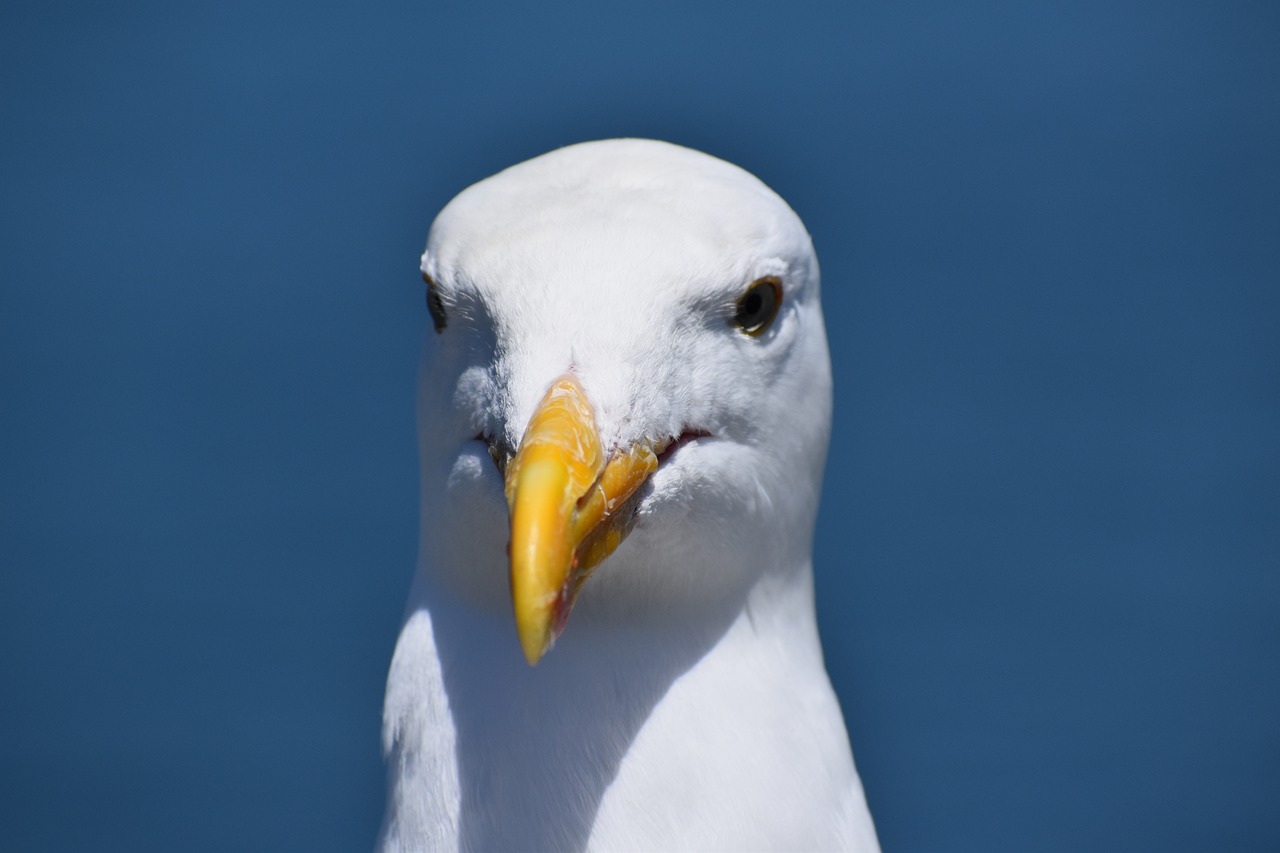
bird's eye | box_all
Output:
[423,273,447,333]
[733,276,782,336]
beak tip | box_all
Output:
[512,571,560,666]
[518,629,550,666]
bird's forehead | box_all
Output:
[424,140,812,307]
[435,209,742,305]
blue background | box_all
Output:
[2,2,1277,850]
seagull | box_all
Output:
[379,139,879,852]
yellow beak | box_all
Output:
[504,375,658,665]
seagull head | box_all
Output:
[416,139,832,664]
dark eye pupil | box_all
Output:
[734,277,781,335]
[423,274,447,333]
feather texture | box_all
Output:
[380,139,879,852]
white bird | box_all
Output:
[380,139,879,852]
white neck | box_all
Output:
[380,562,879,852]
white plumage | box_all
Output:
[380,139,879,851]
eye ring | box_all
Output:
[733,276,783,336]
[423,272,447,333]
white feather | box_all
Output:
[380,139,879,852]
